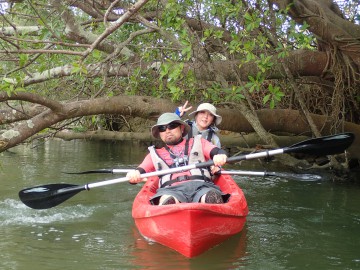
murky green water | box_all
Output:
[1,139,359,269]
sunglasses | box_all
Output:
[158,122,181,132]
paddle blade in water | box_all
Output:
[19,184,85,209]
[285,133,355,156]
[63,169,113,174]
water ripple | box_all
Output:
[0,198,96,226]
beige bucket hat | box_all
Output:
[151,113,191,139]
[188,103,222,125]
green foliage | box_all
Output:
[287,21,316,49]
[0,76,26,96]
[72,126,88,133]
[222,85,245,102]
[276,42,290,59]
[18,54,29,68]
[125,67,144,96]
[244,11,262,32]
[257,54,273,72]
[0,78,16,96]
[158,62,197,101]
[202,28,224,42]
[38,128,50,134]
[91,50,103,61]
[201,83,220,101]
[0,0,356,129]
[71,62,88,75]
[263,84,285,109]
[246,72,265,93]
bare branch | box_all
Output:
[0,49,83,55]
[81,0,150,59]
[0,92,63,112]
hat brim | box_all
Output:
[151,120,190,139]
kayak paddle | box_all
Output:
[66,168,321,181]
[64,169,132,174]
[19,132,354,209]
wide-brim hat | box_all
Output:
[151,113,191,139]
[188,103,222,125]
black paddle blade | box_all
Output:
[63,169,113,174]
[19,184,86,209]
[285,132,355,156]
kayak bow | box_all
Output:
[132,174,248,258]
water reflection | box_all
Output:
[131,227,248,270]
[1,140,360,269]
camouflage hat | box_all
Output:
[151,113,190,139]
[188,103,222,125]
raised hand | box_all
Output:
[178,100,193,117]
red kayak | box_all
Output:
[132,174,248,258]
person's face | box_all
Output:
[158,122,184,145]
[195,110,215,131]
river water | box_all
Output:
[1,139,359,270]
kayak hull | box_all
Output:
[132,174,248,258]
